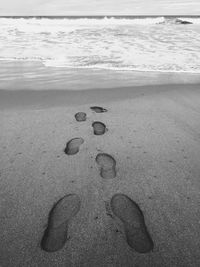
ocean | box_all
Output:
[0,16,200,74]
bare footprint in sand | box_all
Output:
[41,194,81,252]
[64,138,84,155]
[110,193,154,253]
[90,106,108,113]
[92,121,107,135]
[75,112,87,122]
[96,153,116,179]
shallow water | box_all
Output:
[0,16,200,73]
[0,61,200,92]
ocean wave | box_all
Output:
[176,17,200,24]
[0,16,166,26]
[1,16,200,27]
[0,16,200,74]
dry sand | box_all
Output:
[0,84,200,266]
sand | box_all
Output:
[0,83,200,266]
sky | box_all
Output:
[0,0,200,16]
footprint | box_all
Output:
[92,121,107,135]
[110,193,154,253]
[75,112,87,122]
[41,194,81,252]
[96,153,116,179]
[64,138,84,155]
[90,106,108,113]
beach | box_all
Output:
[1,77,200,266]
[1,15,200,266]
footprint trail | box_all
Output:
[75,112,87,122]
[96,153,116,179]
[41,194,81,252]
[64,138,84,155]
[92,121,107,135]
[90,106,108,113]
[110,193,154,253]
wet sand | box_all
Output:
[0,83,200,266]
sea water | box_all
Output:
[0,16,200,74]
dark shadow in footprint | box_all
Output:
[96,153,116,179]
[64,138,84,155]
[75,112,87,122]
[92,121,107,135]
[41,194,81,252]
[110,193,154,253]
[90,106,108,113]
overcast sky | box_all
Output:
[0,0,199,16]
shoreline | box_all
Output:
[0,83,200,110]
[0,60,200,92]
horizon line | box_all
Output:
[0,15,199,17]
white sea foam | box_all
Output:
[0,17,200,73]
[177,17,200,24]
[0,16,166,27]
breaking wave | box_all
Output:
[0,16,200,73]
